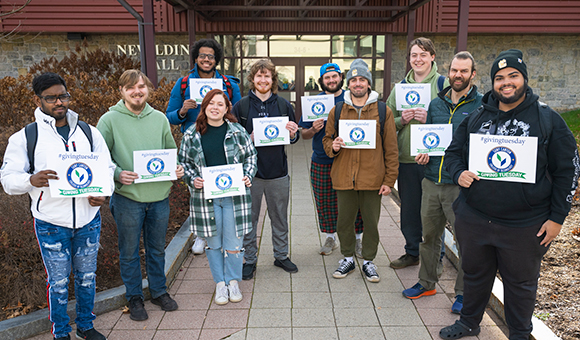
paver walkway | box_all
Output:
[28,138,508,340]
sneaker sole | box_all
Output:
[215,299,229,305]
[151,299,178,311]
[332,268,355,279]
[320,248,333,255]
[403,289,437,299]
[230,296,243,303]
[365,275,380,283]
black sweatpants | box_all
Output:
[454,198,549,340]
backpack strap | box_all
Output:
[276,97,288,117]
[332,101,344,139]
[25,122,38,174]
[238,96,251,129]
[77,120,94,152]
[537,101,553,152]
[221,74,234,100]
[437,75,446,92]
[179,75,189,101]
[466,105,485,133]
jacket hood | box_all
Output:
[109,99,155,118]
[404,61,441,84]
[343,90,379,107]
[249,90,278,104]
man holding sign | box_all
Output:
[97,70,184,322]
[1,73,115,340]
[440,50,579,339]
[232,59,300,279]
[386,37,449,269]
[299,63,365,257]
[403,52,482,315]
[322,59,398,283]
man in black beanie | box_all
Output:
[439,49,579,339]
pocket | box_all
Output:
[35,221,59,236]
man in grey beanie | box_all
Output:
[322,59,399,283]
[439,49,579,339]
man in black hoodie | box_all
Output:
[232,59,300,280]
[440,49,579,340]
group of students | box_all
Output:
[1,36,578,340]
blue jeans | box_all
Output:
[206,197,244,283]
[110,193,169,301]
[34,213,101,339]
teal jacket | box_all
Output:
[424,85,482,184]
[386,62,449,163]
[97,100,177,203]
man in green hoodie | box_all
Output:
[97,70,184,322]
[386,37,449,269]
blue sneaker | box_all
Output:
[451,295,463,314]
[402,282,436,299]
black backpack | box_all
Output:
[25,121,93,174]
[236,95,289,129]
[332,100,388,140]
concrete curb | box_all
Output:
[0,219,194,340]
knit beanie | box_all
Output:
[346,59,372,86]
[490,49,528,83]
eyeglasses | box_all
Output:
[198,53,215,61]
[38,93,71,104]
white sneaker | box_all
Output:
[192,237,207,255]
[214,282,229,305]
[228,280,243,303]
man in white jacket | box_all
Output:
[0,73,115,340]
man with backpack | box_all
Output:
[439,49,579,339]
[232,59,300,280]
[386,37,450,270]
[0,72,115,340]
[322,59,398,283]
[165,38,241,255]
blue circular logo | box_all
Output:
[422,132,440,149]
[349,127,365,142]
[487,147,516,173]
[311,102,325,116]
[264,124,279,139]
[199,85,212,98]
[215,173,233,190]
[147,158,165,175]
[405,90,420,105]
[66,163,93,189]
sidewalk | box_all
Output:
[27,138,508,340]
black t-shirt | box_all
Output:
[201,123,227,166]
[56,125,70,141]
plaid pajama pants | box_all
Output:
[310,161,363,234]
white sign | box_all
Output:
[253,116,290,147]
[338,119,376,149]
[468,134,538,183]
[395,83,432,110]
[133,149,177,183]
[300,94,335,122]
[410,124,453,156]
[189,78,223,103]
[201,164,245,198]
[47,152,112,198]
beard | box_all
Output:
[493,82,527,105]
[350,87,368,98]
[450,76,470,92]
[319,79,344,94]
[127,101,147,113]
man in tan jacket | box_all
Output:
[322,59,399,283]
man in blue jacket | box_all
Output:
[440,49,579,340]
[402,52,482,316]
[166,38,241,255]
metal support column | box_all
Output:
[406,4,416,73]
[456,0,470,53]
[187,9,197,68]
[384,34,392,98]
[142,0,158,87]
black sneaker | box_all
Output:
[332,259,355,279]
[242,262,256,280]
[76,328,107,340]
[274,258,298,273]
[54,335,70,340]
[151,293,178,311]
[129,296,148,321]
[362,261,380,283]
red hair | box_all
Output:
[195,89,237,135]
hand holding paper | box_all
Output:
[30,170,58,187]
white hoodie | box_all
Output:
[0,108,115,229]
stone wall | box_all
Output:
[1,33,578,112]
